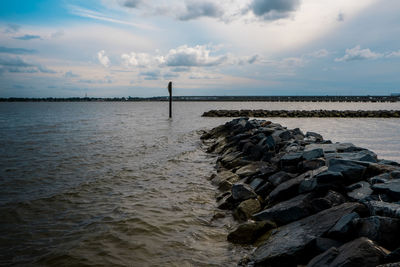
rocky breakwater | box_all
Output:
[202,109,400,118]
[201,117,400,267]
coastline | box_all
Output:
[202,117,400,266]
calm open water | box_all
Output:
[1,101,400,266]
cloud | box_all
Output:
[64,71,80,78]
[337,12,345,22]
[98,50,110,67]
[0,55,56,74]
[0,46,36,54]
[249,0,301,20]
[51,30,64,38]
[335,45,383,62]
[178,1,223,21]
[4,23,21,33]
[13,34,41,40]
[122,0,142,8]
[140,70,160,80]
[164,45,227,67]
[121,52,160,67]
[309,49,329,58]
[386,50,400,58]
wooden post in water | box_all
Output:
[168,81,172,118]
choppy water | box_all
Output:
[0,101,400,266]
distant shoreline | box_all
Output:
[1,95,400,102]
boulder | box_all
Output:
[325,150,378,163]
[355,216,400,249]
[306,132,323,142]
[299,171,344,193]
[384,247,400,264]
[310,190,346,213]
[217,194,234,210]
[372,180,400,200]
[304,143,364,154]
[301,158,326,171]
[235,162,267,177]
[365,201,400,219]
[303,148,324,161]
[327,212,359,239]
[252,193,313,225]
[328,158,367,184]
[249,178,265,191]
[307,237,389,267]
[347,181,373,201]
[211,170,240,191]
[313,237,344,254]
[280,152,304,167]
[268,171,296,187]
[234,198,262,222]
[227,220,276,244]
[232,183,257,201]
[251,202,364,266]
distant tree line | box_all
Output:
[0,95,399,102]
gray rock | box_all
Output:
[328,158,367,184]
[234,198,262,222]
[327,212,359,239]
[303,148,324,161]
[227,220,276,244]
[252,193,313,225]
[304,143,363,154]
[310,190,346,213]
[235,162,267,177]
[280,152,304,169]
[269,167,327,202]
[268,171,296,187]
[365,201,400,219]
[211,170,240,191]
[302,158,326,171]
[232,183,257,201]
[355,216,400,249]
[249,178,265,191]
[252,202,364,266]
[299,171,344,193]
[307,237,389,267]
[255,182,273,198]
[347,181,373,201]
[217,194,234,210]
[324,149,378,162]
[372,180,400,200]
[313,237,344,254]
[306,132,323,142]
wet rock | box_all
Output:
[325,150,378,163]
[347,181,373,201]
[219,151,243,166]
[365,201,400,219]
[254,182,273,198]
[301,158,326,171]
[328,158,367,184]
[249,178,265,191]
[234,198,262,222]
[236,162,264,177]
[253,193,313,225]
[232,183,257,201]
[377,263,400,267]
[307,237,389,267]
[327,212,359,239]
[310,190,346,213]
[384,247,400,264]
[211,170,240,191]
[269,167,327,202]
[372,180,400,200]
[303,148,324,161]
[227,220,276,244]
[305,143,364,154]
[313,237,344,254]
[268,171,296,187]
[306,132,323,142]
[251,202,364,266]
[355,216,400,249]
[299,171,344,193]
[280,152,304,167]
[217,194,234,210]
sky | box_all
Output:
[0,0,400,97]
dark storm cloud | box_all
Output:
[0,55,56,74]
[249,0,301,20]
[13,34,41,40]
[178,1,223,21]
[0,46,36,54]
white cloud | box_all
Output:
[309,49,329,58]
[335,45,383,62]
[386,50,400,58]
[121,52,161,67]
[98,50,110,67]
[163,45,227,67]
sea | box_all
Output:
[1,101,400,266]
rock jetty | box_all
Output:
[202,110,400,118]
[201,117,400,267]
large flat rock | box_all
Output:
[252,202,364,266]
